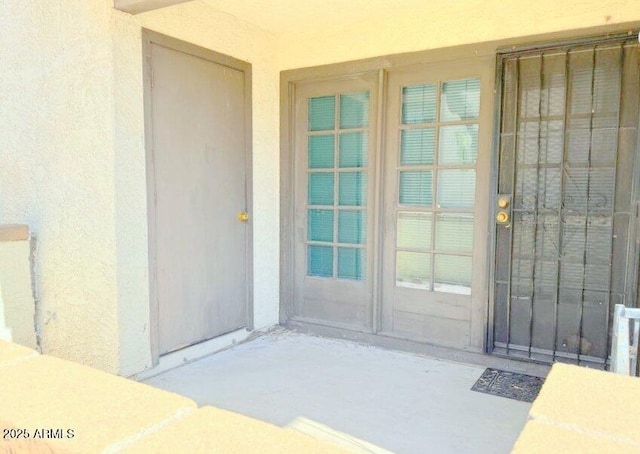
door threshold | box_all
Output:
[287,319,551,378]
[131,328,253,381]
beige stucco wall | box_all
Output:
[1,0,638,375]
[277,0,640,69]
[0,0,121,372]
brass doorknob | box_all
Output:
[498,197,510,208]
[496,211,509,224]
[238,212,249,222]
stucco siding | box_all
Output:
[111,11,153,376]
[0,0,120,372]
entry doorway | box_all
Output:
[287,58,494,351]
[143,31,253,359]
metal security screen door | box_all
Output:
[492,37,640,366]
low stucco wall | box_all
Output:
[512,363,640,453]
[0,225,37,349]
[0,339,345,453]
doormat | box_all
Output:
[471,368,544,403]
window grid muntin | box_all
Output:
[396,78,479,293]
[306,91,369,281]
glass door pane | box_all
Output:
[382,67,481,347]
[305,92,370,281]
[294,73,378,330]
[394,78,478,296]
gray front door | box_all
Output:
[146,34,250,355]
[492,39,640,366]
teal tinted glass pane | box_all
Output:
[434,255,472,294]
[397,212,432,249]
[308,173,334,205]
[338,210,366,244]
[308,96,335,131]
[401,128,435,165]
[337,248,365,280]
[308,245,333,277]
[441,79,480,121]
[339,132,368,168]
[437,170,476,208]
[402,84,437,124]
[340,92,370,129]
[439,125,478,164]
[308,135,335,168]
[339,172,367,206]
[308,209,334,242]
[396,251,431,289]
[399,171,433,206]
[435,213,474,253]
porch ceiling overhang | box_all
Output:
[114,0,194,14]
[200,0,433,36]
[116,0,432,32]
[116,1,640,40]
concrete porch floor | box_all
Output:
[144,330,535,453]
